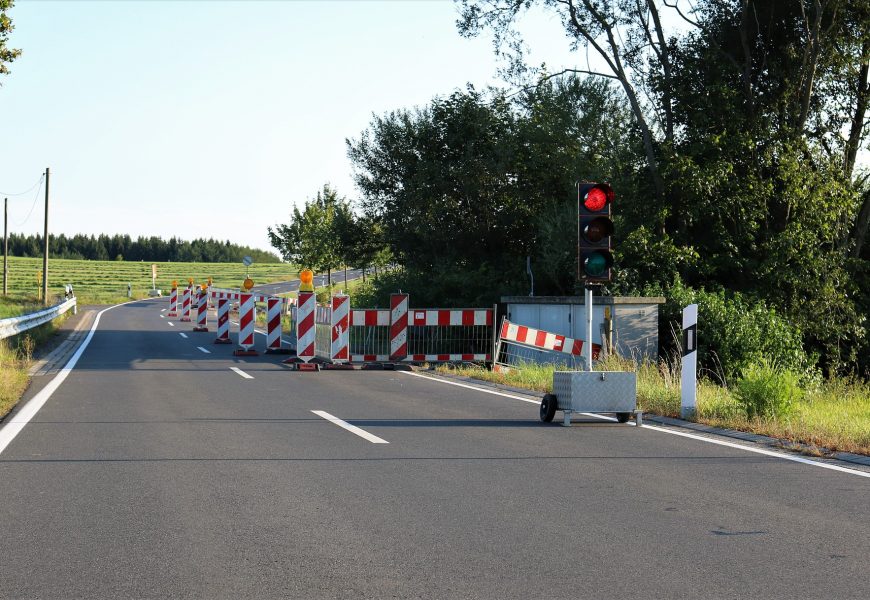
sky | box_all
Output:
[0,0,583,253]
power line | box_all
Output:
[12,175,45,227]
[0,173,45,197]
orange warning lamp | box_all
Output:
[207,277,213,286]
[242,278,254,291]
[299,269,314,292]
[200,283,208,291]
[172,280,178,288]
[187,277,194,285]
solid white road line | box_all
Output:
[311,410,389,444]
[196,346,211,354]
[0,301,132,456]
[230,367,253,379]
[398,371,870,480]
[179,333,188,339]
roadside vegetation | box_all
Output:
[439,357,870,456]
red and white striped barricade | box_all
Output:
[180,285,192,322]
[214,297,232,344]
[193,288,208,332]
[233,293,258,356]
[493,318,601,372]
[331,294,350,363]
[389,293,409,361]
[294,291,316,363]
[406,308,494,363]
[167,286,178,317]
[346,304,495,366]
[265,297,290,353]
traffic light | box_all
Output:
[577,182,614,283]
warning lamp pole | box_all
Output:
[577,182,615,371]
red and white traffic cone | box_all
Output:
[233,293,258,356]
[167,286,178,317]
[193,288,208,332]
[214,297,232,344]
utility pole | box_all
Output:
[42,167,49,305]
[3,197,7,296]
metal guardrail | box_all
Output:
[0,297,77,340]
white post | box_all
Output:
[585,286,593,372]
[681,304,698,419]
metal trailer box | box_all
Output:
[547,371,637,426]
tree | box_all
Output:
[268,184,346,286]
[0,0,21,84]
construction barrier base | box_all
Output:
[192,327,209,332]
[293,362,321,372]
[322,363,356,371]
[180,317,191,322]
[265,348,295,355]
[214,338,232,345]
[168,311,177,317]
[233,348,259,357]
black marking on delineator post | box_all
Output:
[682,324,697,357]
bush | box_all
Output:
[653,278,814,382]
[734,359,803,419]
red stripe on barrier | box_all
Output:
[535,330,547,347]
[486,311,493,326]
[462,311,474,326]
[299,311,314,332]
[438,311,450,327]
[365,310,377,327]
[571,340,583,355]
[500,320,509,338]
[516,325,529,343]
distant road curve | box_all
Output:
[250,268,366,296]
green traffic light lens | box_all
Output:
[584,252,611,277]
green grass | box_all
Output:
[1,256,298,306]
[439,355,870,456]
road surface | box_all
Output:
[0,299,868,599]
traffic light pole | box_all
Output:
[585,285,593,372]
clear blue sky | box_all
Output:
[1,0,581,253]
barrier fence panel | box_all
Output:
[494,318,601,372]
[314,304,332,360]
[406,309,495,362]
[349,309,391,362]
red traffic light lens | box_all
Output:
[582,184,613,211]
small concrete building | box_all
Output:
[500,295,665,366]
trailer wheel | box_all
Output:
[540,394,557,423]
[616,412,631,423]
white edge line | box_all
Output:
[167,322,175,327]
[0,301,134,456]
[196,346,211,354]
[311,410,389,444]
[397,371,870,480]
[230,367,253,379]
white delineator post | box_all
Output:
[234,293,258,356]
[585,286,594,372]
[214,297,231,344]
[331,294,350,363]
[296,291,316,363]
[681,303,698,419]
[168,286,178,317]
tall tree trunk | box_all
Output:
[845,41,869,180]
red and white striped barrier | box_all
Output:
[265,297,284,353]
[193,288,208,332]
[493,318,601,372]
[233,293,258,356]
[168,287,178,317]
[296,291,316,362]
[180,286,192,322]
[214,297,231,344]
[331,294,350,363]
[409,309,493,327]
[389,293,409,361]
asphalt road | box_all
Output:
[0,299,868,599]
[251,268,366,296]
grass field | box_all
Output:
[1,256,299,308]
